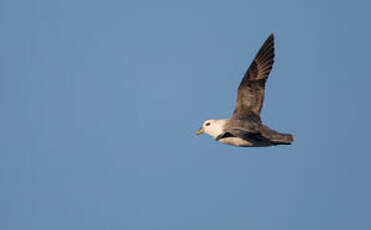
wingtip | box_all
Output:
[268,33,274,40]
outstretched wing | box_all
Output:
[231,34,275,122]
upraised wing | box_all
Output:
[231,34,275,122]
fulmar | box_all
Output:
[196,34,295,147]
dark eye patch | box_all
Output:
[205,122,211,126]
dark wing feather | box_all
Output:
[231,34,275,122]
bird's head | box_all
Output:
[196,119,226,138]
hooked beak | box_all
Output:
[196,127,204,135]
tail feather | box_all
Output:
[260,125,295,145]
[272,133,295,145]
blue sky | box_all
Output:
[1,0,371,229]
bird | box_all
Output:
[196,34,295,147]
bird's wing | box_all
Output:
[217,127,272,144]
[231,34,275,122]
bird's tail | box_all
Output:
[272,133,295,145]
[260,125,295,145]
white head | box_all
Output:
[196,119,228,139]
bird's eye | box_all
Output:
[205,122,211,126]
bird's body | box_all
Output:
[199,118,294,147]
[196,34,295,147]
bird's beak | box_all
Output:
[196,127,204,136]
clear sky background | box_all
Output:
[1,0,371,229]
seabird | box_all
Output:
[196,34,295,147]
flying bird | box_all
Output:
[196,34,295,147]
